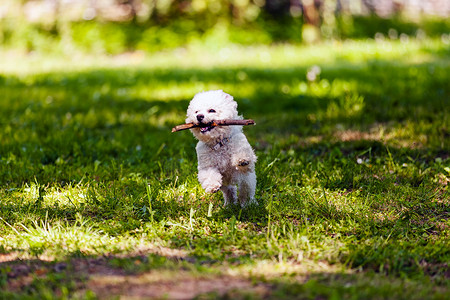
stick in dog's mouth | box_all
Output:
[172,119,255,133]
[199,124,214,133]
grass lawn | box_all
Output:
[0,38,449,299]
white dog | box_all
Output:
[186,90,257,206]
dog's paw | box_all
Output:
[241,198,258,207]
[204,182,221,193]
[238,159,250,167]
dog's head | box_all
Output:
[186,90,239,142]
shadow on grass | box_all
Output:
[1,59,447,169]
[1,56,448,121]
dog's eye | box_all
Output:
[195,111,199,114]
[208,109,216,113]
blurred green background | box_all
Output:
[1,0,449,54]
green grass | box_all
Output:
[0,38,449,299]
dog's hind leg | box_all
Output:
[221,185,237,206]
[238,172,257,207]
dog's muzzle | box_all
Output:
[199,123,214,133]
[196,114,204,122]
[195,115,214,133]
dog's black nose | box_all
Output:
[196,114,204,122]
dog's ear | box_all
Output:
[231,101,238,117]
[221,91,238,117]
[185,105,195,123]
[223,92,233,102]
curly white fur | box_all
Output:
[186,90,257,206]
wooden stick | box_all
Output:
[172,119,255,133]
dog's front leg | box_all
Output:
[198,169,222,193]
